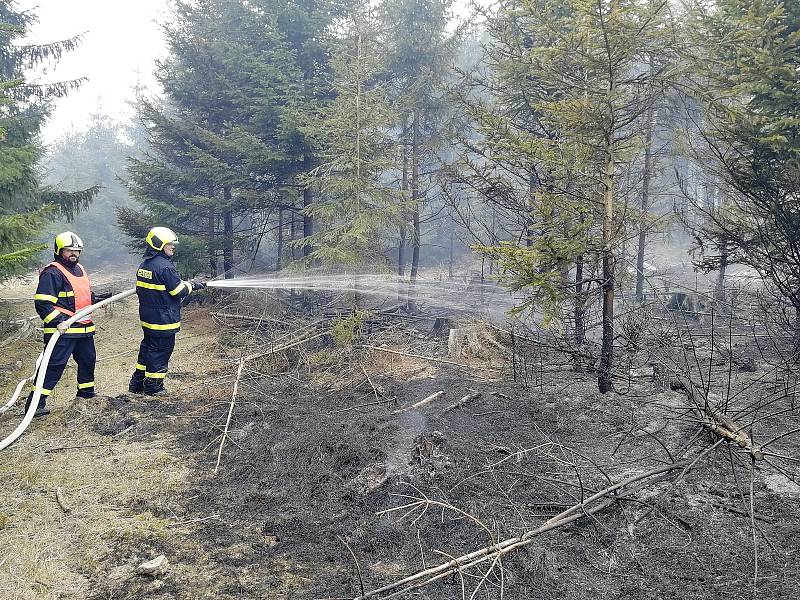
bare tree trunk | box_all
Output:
[208,207,218,277]
[290,199,300,262]
[408,114,421,312]
[398,142,408,278]
[635,101,655,303]
[575,252,586,351]
[222,186,234,279]
[714,239,728,302]
[276,206,283,271]
[303,186,313,258]
[448,228,454,279]
[795,303,800,353]
[598,151,615,394]
[489,208,496,275]
[398,227,406,276]
[526,172,536,247]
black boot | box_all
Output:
[24,392,50,417]
[128,376,144,395]
[143,381,169,397]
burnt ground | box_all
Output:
[73,296,800,600]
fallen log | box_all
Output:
[391,391,446,414]
[443,392,482,413]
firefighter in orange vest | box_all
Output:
[26,232,111,417]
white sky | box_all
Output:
[18,0,169,143]
[19,0,479,145]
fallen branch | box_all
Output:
[214,357,245,474]
[443,392,482,413]
[166,514,221,528]
[391,391,446,415]
[356,460,694,599]
[210,311,285,325]
[242,331,329,363]
[360,363,383,400]
[44,443,114,454]
[675,374,763,460]
[55,487,71,514]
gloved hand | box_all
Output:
[94,291,113,301]
[190,280,207,291]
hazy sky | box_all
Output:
[18,0,169,143]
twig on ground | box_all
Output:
[55,487,71,514]
[44,443,114,453]
[243,331,329,362]
[338,535,365,598]
[360,362,382,400]
[166,514,221,528]
[214,357,245,474]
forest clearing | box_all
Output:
[2,266,799,599]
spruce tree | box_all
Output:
[302,3,403,267]
[0,2,95,278]
[684,0,800,334]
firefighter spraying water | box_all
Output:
[1,227,510,450]
[0,227,203,450]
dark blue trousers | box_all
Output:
[26,336,96,410]
[129,332,176,393]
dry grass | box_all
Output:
[0,283,219,600]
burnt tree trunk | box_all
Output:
[398,141,408,278]
[290,201,299,262]
[526,172,537,247]
[303,186,313,258]
[276,206,284,271]
[575,253,586,345]
[598,150,616,394]
[408,114,421,312]
[714,239,728,302]
[222,186,234,279]
[208,206,218,277]
[448,228,454,279]
[635,101,655,303]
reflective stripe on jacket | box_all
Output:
[136,250,192,336]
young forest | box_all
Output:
[0,0,799,598]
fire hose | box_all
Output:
[0,288,136,451]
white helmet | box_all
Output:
[54,231,84,257]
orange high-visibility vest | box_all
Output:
[45,261,93,324]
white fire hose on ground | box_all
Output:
[0,288,136,451]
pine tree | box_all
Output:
[0,2,95,278]
[43,113,144,267]
[454,0,677,391]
